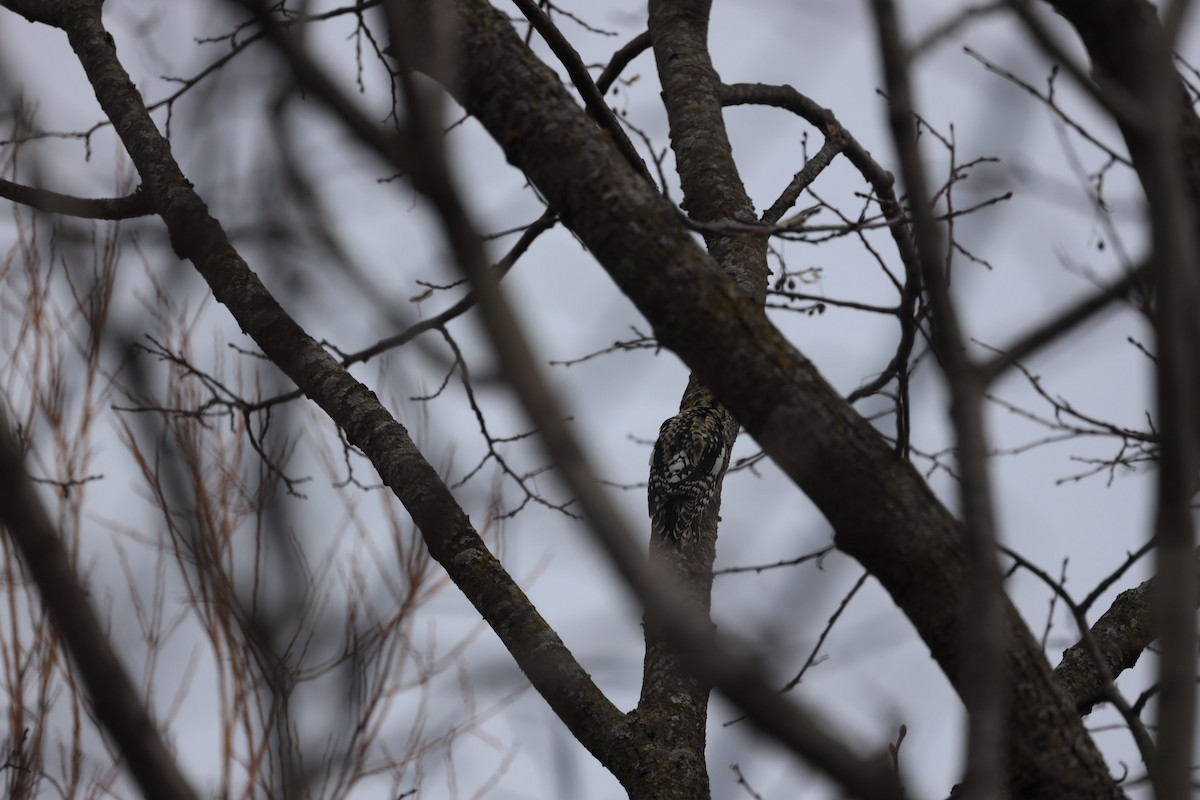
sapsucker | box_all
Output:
[648,385,729,543]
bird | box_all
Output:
[648,384,729,543]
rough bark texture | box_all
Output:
[623,3,767,797]
[647,0,768,304]
[1056,571,1160,715]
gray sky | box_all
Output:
[0,1,1181,798]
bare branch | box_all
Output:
[510,0,654,186]
[0,410,201,800]
[0,179,150,219]
[963,47,1132,168]
[306,0,905,794]
[869,1,1009,795]
[781,570,870,693]
[3,0,631,780]
[1036,3,1200,794]
[979,266,1146,383]
[909,2,1007,58]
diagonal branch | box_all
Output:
[510,0,653,186]
[1055,548,1200,717]
[979,266,1146,383]
[0,0,633,782]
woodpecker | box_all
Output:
[648,385,729,543]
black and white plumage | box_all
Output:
[648,387,729,543]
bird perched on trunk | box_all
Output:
[648,384,729,543]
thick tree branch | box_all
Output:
[1055,549,1200,717]
[1005,547,1156,765]
[650,1,766,303]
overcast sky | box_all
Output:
[0,1,1188,798]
